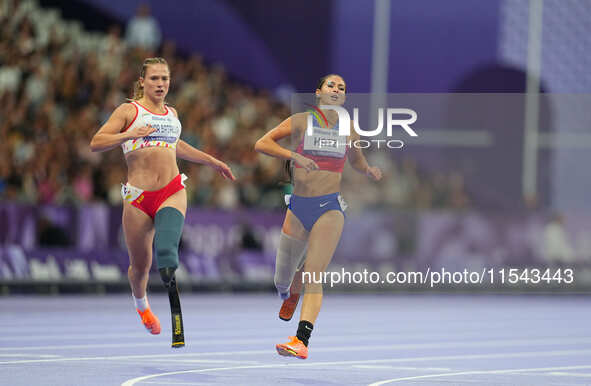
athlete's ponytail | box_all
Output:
[283,159,293,185]
[132,57,169,100]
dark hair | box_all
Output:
[132,57,169,100]
[315,74,345,106]
[283,159,294,185]
[317,74,345,91]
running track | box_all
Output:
[1,294,590,385]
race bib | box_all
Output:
[303,126,348,158]
[141,114,181,144]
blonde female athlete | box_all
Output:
[255,74,382,359]
[90,57,235,347]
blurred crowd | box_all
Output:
[0,0,470,211]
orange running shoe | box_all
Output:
[276,336,308,359]
[279,292,300,321]
[137,308,161,335]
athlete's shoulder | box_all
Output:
[166,104,178,117]
[292,111,309,120]
[111,102,138,119]
[286,112,309,136]
[117,101,138,113]
[291,112,309,125]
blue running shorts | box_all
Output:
[286,192,347,232]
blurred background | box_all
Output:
[1,0,590,293]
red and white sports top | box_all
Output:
[295,113,349,173]
[121,101,182,155]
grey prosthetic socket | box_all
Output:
[154,207,184,274]
[274,231,307,297]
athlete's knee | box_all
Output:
[274,231,307,293]
[153,207,185,270]
[129,263,150,277]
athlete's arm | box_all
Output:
[255,113,318,171]
[347,129,383,181]
[176,140,236,180]
[168,106,235,180]
[89,103,155,152]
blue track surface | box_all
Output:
[1,294,590,385]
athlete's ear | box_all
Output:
[139,77,144,88]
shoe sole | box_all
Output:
[144,324,161,335]
[275,344,307,359]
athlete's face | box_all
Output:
[316,75,346,106]
[140,64,170,101]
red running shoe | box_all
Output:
[137,308,161,335]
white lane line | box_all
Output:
[0,321,587,340]
[0,330,508,343]
[142,382,215,385]
[545,372,591,378]
[0,342,166,351]
[142,382,236,385]
[0,351,270,365]
[3,347,591,367]
[0,329,512,342]
[2,336,590,352]
[353,365,451,371]
[0,354,60,358]
[367,365,591,385]
[125,359,260,365]
[0,333,156,341]
[118,364,348,386]
[120,360,591,386]
[0,324,539,338]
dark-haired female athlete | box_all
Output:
[255,74,382,359]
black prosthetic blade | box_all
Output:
[168,284,185,348]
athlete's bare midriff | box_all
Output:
[125,147,179,190]
[293,168,341,197]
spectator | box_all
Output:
[125,4,162,52]
[541,214,575,265]
[0,0,471,211]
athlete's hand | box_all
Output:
[292,153,319,172]
[212,160,236,181]
[127,124,156,139]
[365,166,382,181]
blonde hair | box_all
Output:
[132,57,169,100]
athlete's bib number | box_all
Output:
[303,127,347,158]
